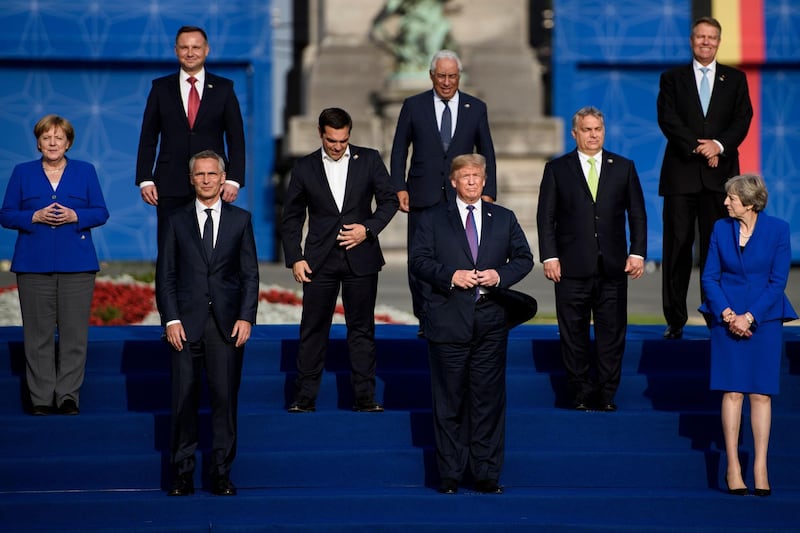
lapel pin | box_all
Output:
[353,154,359,160]
[464,103,470,108]
[607,158,613,164]
[207,83,213,89]
[718,75,725,82]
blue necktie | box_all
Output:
[440,100,452,151]
[699,67,711,116]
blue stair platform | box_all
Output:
[0,324,798,532]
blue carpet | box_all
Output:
[0,325,799,531]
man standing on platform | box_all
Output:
[157,150,259,497]
[658,16,753,339]
[391,50,496,335]
[281,108,398,414]
[537,106,647,412]
[137,25,246,242]
[411,154,535,495]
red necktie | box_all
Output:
[187,76,199,129]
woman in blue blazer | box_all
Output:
[700,174,797,497]
[0,115,109,416]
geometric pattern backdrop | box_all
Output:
[553,0,800,261]
[0,1,274,260]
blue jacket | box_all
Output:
[700,214,797,325]
[0,158,109,273]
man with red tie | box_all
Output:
[136,25,245,240]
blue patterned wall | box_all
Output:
[553,0,800,261]
[0,1,274,261]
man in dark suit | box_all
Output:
[281,108,398,413]
[410,154,535,495]
[537,106,647,412]
[658,16,753,339]
[156,149,259,497]
[391,49,497,331]
[137,25,246,236]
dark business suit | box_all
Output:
[537,149,647,404]
[658,62,752,328]
[156,201,259,479]
[281,145,398,405]
[136,72,245,211]
[410,200,534,484]
[391,90,496,319]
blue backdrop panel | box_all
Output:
[553,0,800,262]
[0,1,274,261]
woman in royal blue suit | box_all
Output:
[700,174,797,497]
[0,115,109,416]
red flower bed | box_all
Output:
[90,281,156,325]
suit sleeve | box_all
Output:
[223,83,246,187]
[280,161,309,267]
[238,212,259,323]
[155,214,180,322]
[409,209,456,292]
[715,71,753,154]
[625,161,647,258]
[364,153,399,234]
[390,100,412,193]
[536,161,558,261]
[656,71,699,158]
[494,210,534,287]
[136,82,160,185]
[749,220,792,322]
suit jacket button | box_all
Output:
[51,195,57,200]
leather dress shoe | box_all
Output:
[288,400,315,413]
[663,325,683,340]
[474,479,503,494]
[211,476,237,496]
[31,405,52,416]
[438,478,458,494]
[58,399,80,415]
[168,474,194,496]
[598,402,618,412]
[572,397,590,411]
[353,401,384,413]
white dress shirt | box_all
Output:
[321,147,350,211]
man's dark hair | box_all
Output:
[318,108,353,132]
[175,26,208,44]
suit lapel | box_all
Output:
[169,74,190,128]
[569,151,593,201]
[448,204,474,264]
[341,146,358,210]
[681,64,705,116]
[194,73,217,127]
[477,203,494,261]
[311,150,340,211]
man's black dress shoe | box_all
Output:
[31,405,51,416]
[753,488,771,497]
[598,402,618,412]
[288,401,315,413]
[474,479,503,494]
[663,325,683,339]
[168,474,194,496]
[353,401,384,413]
[438,478,458,494]
[211,476,237,496]
[58,399,80,415]
[572,398,590,411]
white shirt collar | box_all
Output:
[321,146,351,163]
[181,68,206,84]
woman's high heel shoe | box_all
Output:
[726,478,748,496]
[753,488,771,497]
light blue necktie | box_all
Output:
[699,67,711,116]
[440,100,452,151]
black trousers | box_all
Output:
[661,190,727,327]
[428,299,508,482]
[171,312,243,478]
[294,246,379,404]
[555,265,628,403]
